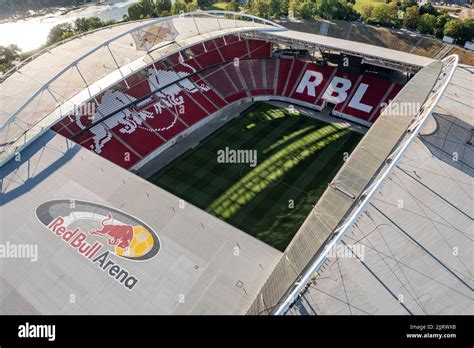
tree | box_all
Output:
[269,0,286,17]
[371,5,386,25]
[417,13,436,34]
[288,0,300,19]
[371,2,398,26]
[226,0,240,12]
[156,0,172,15]
[403,5,419,30]
[436,13,450,30]
[444,19,474,45]
[47,23,74,45]
[171,0,187,14]
[360,4,374,21]
[317,0,359,21]
[187,0,198,12]
[245,0,253,11]
[444,19,462,40]
[419,3,438,16]
[74,17,104,34]
[196,0,209,7]
[128,3,143,20]
[250,0,271,18]
[103,19,117,26]
[462,19,474,44]
[399,0,417,11]
[140,0,156,16]
[434,13,450,38]
[128,0,156,20]
[299,0,317,20]
[0,44,21,65]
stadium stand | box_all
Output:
[51,36,403,169]
[336,74,392,121]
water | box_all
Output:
[0,0,140,52]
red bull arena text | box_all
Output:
[36,199,161,290]
[47,216,139,290]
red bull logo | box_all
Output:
[36,200,161,291]
[89,213,134,250]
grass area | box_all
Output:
[353,0,386,13]
[208,2,230,11]
[149,103,363,251]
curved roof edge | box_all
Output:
[0,11,284,83]
[259,30,435,73]
[0,12,286,167]
[1,11,285,129]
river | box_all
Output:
[0,0,140,52]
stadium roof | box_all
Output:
[266,30,435,72]
[287,64,473,315]
[0,130,281,314]
[0,11,284,167]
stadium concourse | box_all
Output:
[0,11,472,315]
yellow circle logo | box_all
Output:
[115,225,154,258]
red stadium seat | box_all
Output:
[276,58,293,96]
[219,40,249,61]
[284,60,306,97]
[144,106,189,140]
[73,129,141,169]
[341,74,392,121]
[115,124,165,157]
[223,34,240,44]
[325,70,360,111]
[248,40,271,58]
[264,58,276,91]
[50,120,74,137]
[125,79,152,100]
[173,92,210,126]
[201,65,239,98]
[226,91,249,103]
[191,75,228,107]
[187,89,219,114]
[373,83,404,122]
[194,48,223,69]
[239,60,256,90]
[54,99,99,135]
[290,63,336,106]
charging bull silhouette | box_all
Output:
[147,56,210,113]
[84,90,154,154]
[71,54,210,154]
[89,213,134,249]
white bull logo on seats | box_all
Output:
[74,57,210,155]
[79,90,154,154]
[148,60,210,113]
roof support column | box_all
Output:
[75,64,92,99]
[191,14,200,35]
[107,44,130,89]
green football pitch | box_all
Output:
[149,102,363,251]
